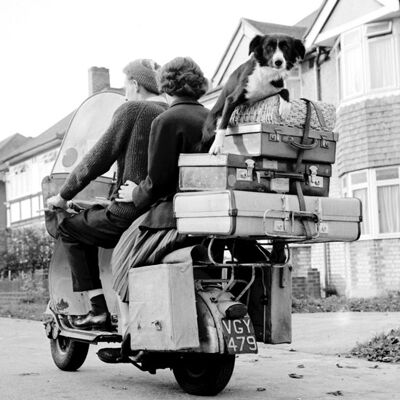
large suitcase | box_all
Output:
[221,123,338,164]
[174,190,362,243]
[179,153,331,197]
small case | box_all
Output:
[222,123,338,164]
[179,153,331,197]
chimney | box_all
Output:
[88,66,110,96]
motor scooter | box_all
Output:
[42,91,292,396]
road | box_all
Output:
[0,313,399,400]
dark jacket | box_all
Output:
[60,100,168,220]
[130,97,209,229]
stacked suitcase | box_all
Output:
[174,98,362,243]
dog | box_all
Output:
[203,33,306,154]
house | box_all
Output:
[0,133,31,252]
[0,67,117,234]
[203,0,400,297]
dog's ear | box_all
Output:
[249,35,263,55]
[294,39,306,60]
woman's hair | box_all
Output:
[158,57,208,99]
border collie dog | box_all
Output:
[203,34,306,154]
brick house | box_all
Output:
[202,0,400,297]
[0,67,114,233]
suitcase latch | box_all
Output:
[320,135,329,149]
[269,131,280,142]
[245,159,255,179]
[308,166,323,188]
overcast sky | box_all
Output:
[0,0,323,141]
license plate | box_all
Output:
[221,317,258,354]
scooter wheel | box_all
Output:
[172,354,235,396]
[50,336,89,371]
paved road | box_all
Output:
[0,313,399,400]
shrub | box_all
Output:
[0,226,54,278]
[19,272,49,303]
[292,291,400,313]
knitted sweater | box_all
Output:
[60,100,168,220]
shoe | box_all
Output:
[97,347,129,363]
[97,347,143,364]
[72,310,111,331]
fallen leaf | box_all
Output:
[336,363,343,368]
[19,372,40,376]
[327,390,343,396]
[289,373,303,379]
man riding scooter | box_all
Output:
[47,59,167,330]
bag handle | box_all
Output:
[286,136,318,150]
[300,98,327,130]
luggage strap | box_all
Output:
[294,99,314,240]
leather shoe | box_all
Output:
[97,347,129,363]
[73,311,111,331]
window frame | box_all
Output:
[338,21,398,102]
[342,166,400,240]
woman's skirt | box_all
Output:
[112,211,187,302]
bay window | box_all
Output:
[339,21,398,100]
[342,166,400,237]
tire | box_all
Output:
[50,336,89,371]
[172,354,235,396]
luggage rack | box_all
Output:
[193,237,292,302]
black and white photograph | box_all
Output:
[0,0,400,399]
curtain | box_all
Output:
[368,36,395,89]
[377,185,400,233]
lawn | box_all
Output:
[0,300,48,321]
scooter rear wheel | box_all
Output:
[172,354,235,396]
[50,336,89,371]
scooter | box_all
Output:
[41,91,293,396]
[42,225,267,395]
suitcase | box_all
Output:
[128,262,199,351]
[221,123,338,164]
[174,190,362,243]
[179,153,331,197]
[235,263,292,344]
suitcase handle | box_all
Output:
[286,136,319,150]
[256,170,304,181]
[262,209,320,240]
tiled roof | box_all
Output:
[295,9,320,28]
[242,18,307,39]
[0,133,29,161]
[3,110,75,164]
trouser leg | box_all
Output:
[58,205,131,292]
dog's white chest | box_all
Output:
[245,65,287,102]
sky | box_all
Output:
[0,0,323,142]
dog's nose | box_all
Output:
[275,59,283,67]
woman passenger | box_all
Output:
[97,57,209,363]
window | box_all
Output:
[343,170,369,235]
[342,166,400,237]
[376,167,400,233]
[368,34,396,89]
[8,193,43,226]
[341,29,364,98]
[339,21,397,100]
